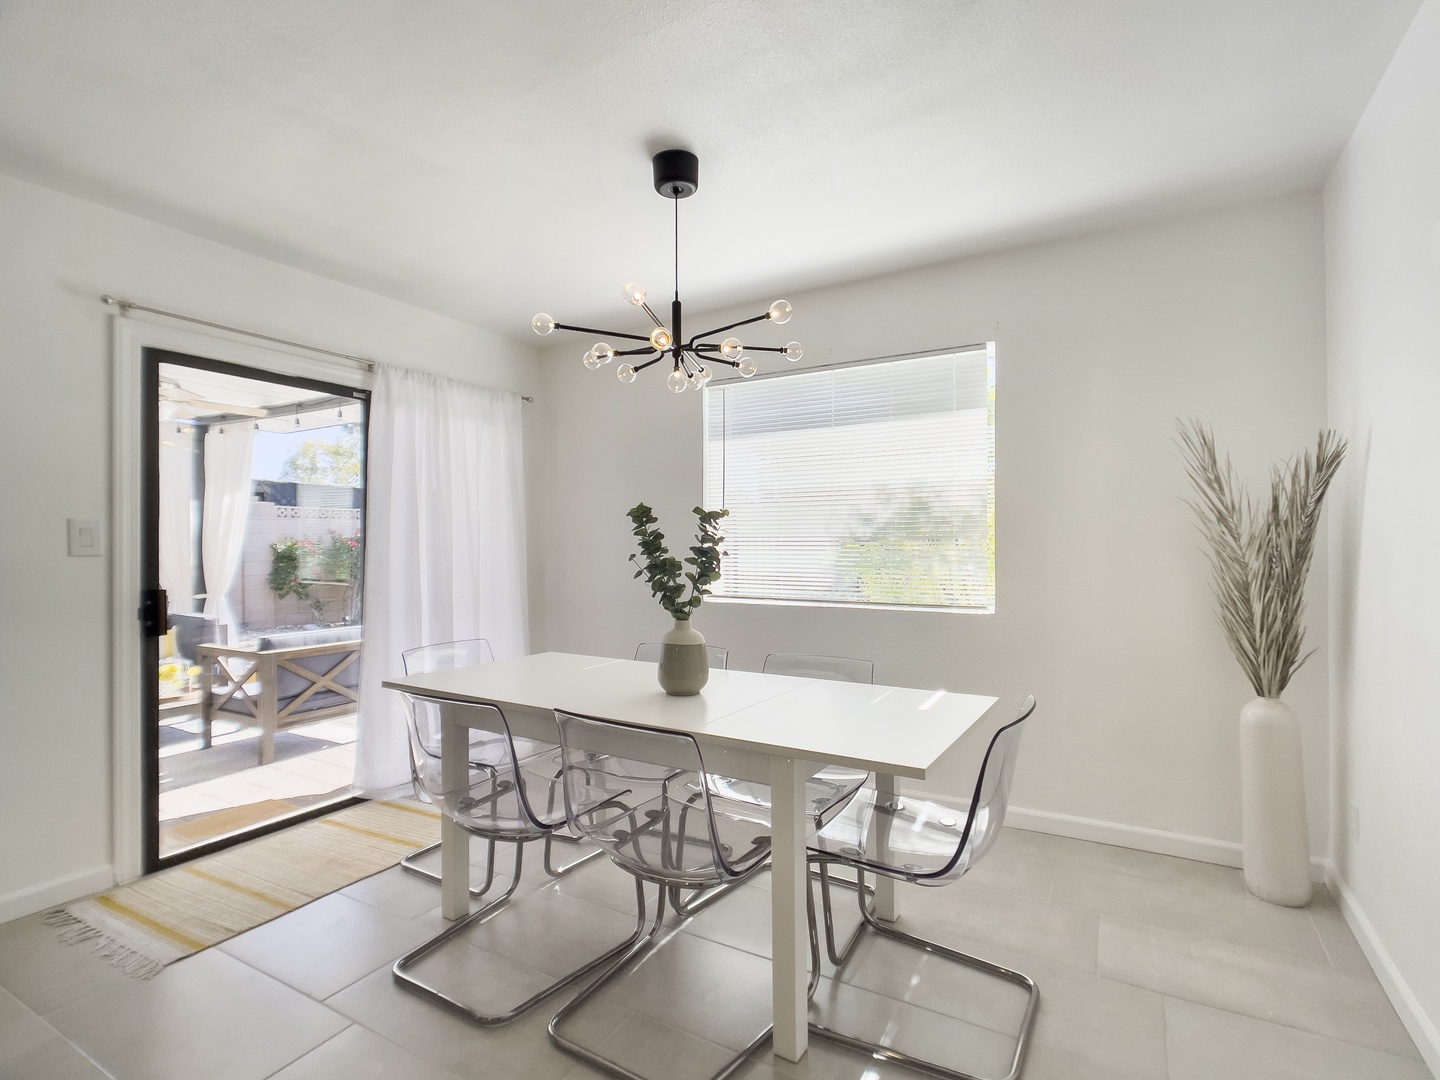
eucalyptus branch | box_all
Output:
[627,503,730,620]
[1175,420,1346,698]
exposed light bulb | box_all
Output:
[667,367,688,393]
[650,326,673,350]
[616,364,637,383]
[690,365,712,387]
[720,337,743,359]
[622,282,647,306]
[582,349,603,370]
[767,299,793,324]
[592,342,615,365]
[532,313,555,335]
[737,356,759,378]
[784,341,804,361]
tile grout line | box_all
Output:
[1109,928,1424,1062]
[1030,879,1344,972]
[1161,993,1172,1080]
[254,1022,356,1080]
[1157,990,1427,1067]
[1307,908,1339,968]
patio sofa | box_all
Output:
[197,626,362,764]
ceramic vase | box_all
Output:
[1239,697,1312,906]
[657,618,708,696]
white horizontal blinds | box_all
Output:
[703,347,995,611]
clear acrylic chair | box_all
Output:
[391,694,628,1025]
[547,709,821,1080]
[399,639,587,894]
[397,639,498,896]
[673,653,877,917]
[633,641,731,669]
[806,695,1040,1080]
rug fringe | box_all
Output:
[44,908,164,979]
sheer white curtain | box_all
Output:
[354,364,529,796]
[200,424,255,635]
[158,429,195,612]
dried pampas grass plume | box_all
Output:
[1175,420,1346,699]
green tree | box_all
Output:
[281,428,362,486]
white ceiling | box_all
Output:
[0,1,1420,342]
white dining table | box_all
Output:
[381,651,999,1062]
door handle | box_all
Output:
[139,588,168,637]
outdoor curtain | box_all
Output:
[200,423,256,636]
[353,363,529,796]
[158,430,195,613]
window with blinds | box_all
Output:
[702,345,995,612]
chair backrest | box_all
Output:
[555,710,761,887]
[633,642,730,669]
[170,613,223,661]
[762,652,873,684]
[945,695,1036,879]
[398,639,497,794]
[402,638,495,675]
[399,694,544,839]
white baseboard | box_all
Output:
[1326,866,1440,1079]
[0,864,115,926]
[903,791,1329,881]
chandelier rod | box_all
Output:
[552,321,653,343]
[687,311,771,346]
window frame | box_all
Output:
[701,342,996,615]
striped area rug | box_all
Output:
[47,800,440,977]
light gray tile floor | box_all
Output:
[0,826,1427,1080]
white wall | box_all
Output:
[1324,0,1440,1070]
[0,171,538,920]
[531,193,1331,861]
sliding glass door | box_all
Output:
[141,348,369,871]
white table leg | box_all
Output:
[872,772,898,923]
[440,708,470,921]
[770,756,810,1062]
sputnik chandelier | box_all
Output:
[532,149,801,392]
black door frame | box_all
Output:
[141,347,368,873]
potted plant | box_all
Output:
[1176,419,1346,906]
[627,503,729,695]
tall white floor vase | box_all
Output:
[1239,698,1312,906]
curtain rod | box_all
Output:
[100,294,536,402]
[101,294,376,371]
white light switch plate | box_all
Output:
[68,518,104,556]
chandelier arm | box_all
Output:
[613,345,659,356]
[728,345,788,354]
[686,312,770,345]
[639,303,666,329]
[632,354,668,373]
[553,321,654,344]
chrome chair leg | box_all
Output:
[667,875,752,917]
[543,831,605,877]
[805,859,1040,1080]
[392,840,643,1026]
[548,880,823,1080]
[816,862,873,968]
[399,838,498,899]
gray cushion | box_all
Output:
[216,626,362,717]
[255,626,362,651]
